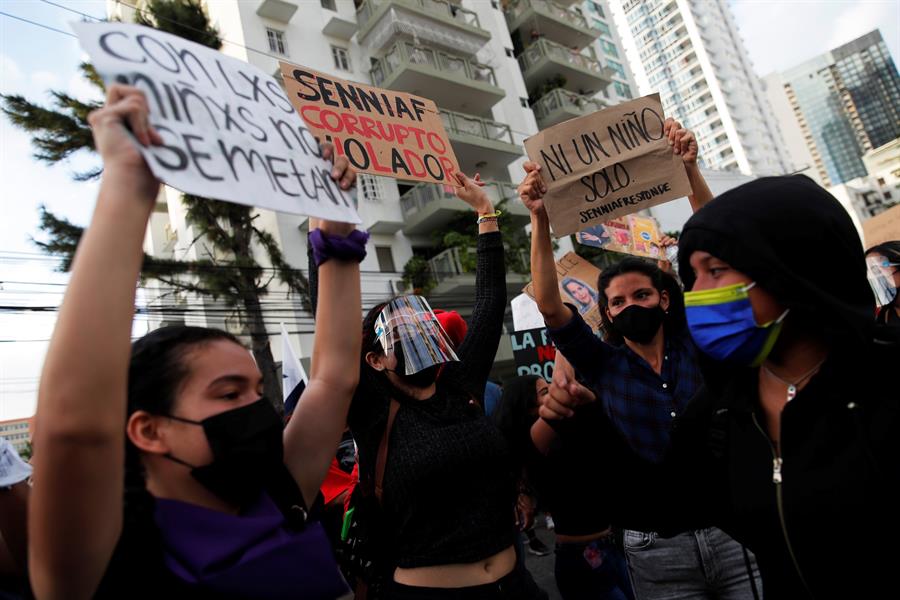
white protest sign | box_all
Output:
[72,21,360,223]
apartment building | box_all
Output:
[609,0,792,176]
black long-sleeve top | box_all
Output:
[309,232,513,568]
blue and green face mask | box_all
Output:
[684,282,788,367]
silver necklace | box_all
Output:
[762,358,827,402]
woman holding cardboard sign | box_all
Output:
[520,120,764,600]
[29,85,361,599]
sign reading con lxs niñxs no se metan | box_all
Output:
[524,93,691,237]
[281,63,461,186]
[72,21,360,223]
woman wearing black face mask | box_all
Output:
[520,121,762,600]
[30,86,362,599]
[310,172,548,599]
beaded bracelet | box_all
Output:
[476,209,502,224]
[309,228,370,267]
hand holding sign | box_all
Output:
[73,21,360,223]
[88,83,163,202]
[523,94,692,237]
[281,63,461,186]
[516,162,548,217]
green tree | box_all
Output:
[1,0,309,413]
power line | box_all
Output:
[0,9,78,38]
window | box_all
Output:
[358,174,385,202]
[600,39,619,58]
[332,45,351,71]
[520,97,529,108]
[607,60,626,79]
[376,246,396,273]
[321,0,336,10]
[593,19,612,37]
[613,81,632,98]
[590,1,605,18]
[266,28,287,56]
[505,48,515,58]
[491,0,499,8]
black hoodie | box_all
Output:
[597,176,900,599]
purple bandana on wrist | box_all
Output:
[309,229,369,267]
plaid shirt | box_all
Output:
[547,308,704,464]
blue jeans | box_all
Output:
[555,538,634,600]
[623,528,761,600]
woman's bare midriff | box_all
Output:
[393,545,516,588]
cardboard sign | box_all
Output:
[281,63,461,186]
[524,93,691,236]
[510,327,556,381]
[72,21,359,223]
[576,214,663,259]
[523,252,604,332]
[863,204,900,248]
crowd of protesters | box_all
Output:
[0,71,897,600]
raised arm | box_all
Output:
[449,172,507,397]
[519,163,572,328]
[284,211,364,507]
[664,118,711,213]
[30,85,162,599]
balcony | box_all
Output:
[428,246,531,297]
[371,42,505,114]
[399,180,526,235]
[356,0,490,56]
[256,0,297,22]
[439,109,522,181]
[518,38,613,96]
[531,88,606,129]
[505,0,599,50]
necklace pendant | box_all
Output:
[786,384,797,402]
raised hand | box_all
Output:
[663,118,699,166]
[87,84,162,201]
[320,142,356,191]
[518,161,547,217]
[453,171,493,214]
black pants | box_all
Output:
[385,564,548,600]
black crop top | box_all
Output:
[342,232,515,567]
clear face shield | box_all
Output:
[866,254,899,307]
[374,295,460,375]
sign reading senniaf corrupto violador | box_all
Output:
[71,21,360,223]
[524,94,691,237]
[280,62,461,187]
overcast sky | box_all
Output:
[1,0,898,419]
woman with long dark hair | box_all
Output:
[29,86,363,599]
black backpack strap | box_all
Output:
[375,399,400,504]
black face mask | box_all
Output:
[387,348,441,389]
[610,304,666,344]
[164,398,284,507]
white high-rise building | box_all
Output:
[608,0,792,175]
[582,0,639,104]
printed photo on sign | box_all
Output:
[280,63,461,186]
[72,21,360,223]
[576,214,663,259]
[523,93,691,237]
[523,252,604,332]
